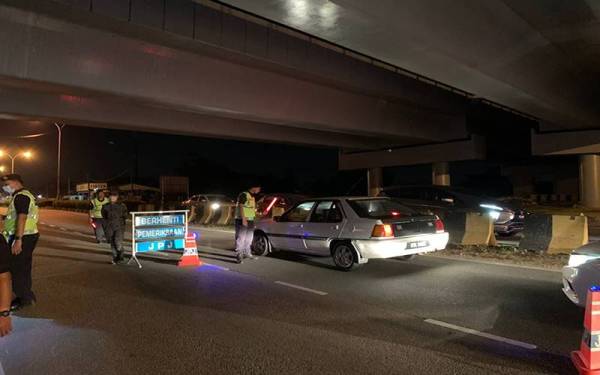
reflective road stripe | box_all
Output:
[424,319,537,350]
[275,281,328,296]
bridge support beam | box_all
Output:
[368,168,383,197]
[432,162,450,186]
[580,155,600,209]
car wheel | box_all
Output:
[251,232,271,256]
[397,254,416,261]
[332,243,359,271]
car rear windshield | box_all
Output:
[347,199,416,219]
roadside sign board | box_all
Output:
[129,210,189,269]
[76,182,108,192]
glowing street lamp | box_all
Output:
[0,149,34,173]
[0,166,5,173]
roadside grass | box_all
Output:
[433,244,569,270]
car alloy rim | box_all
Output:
[255,236,266,252]
[335,245,353,268]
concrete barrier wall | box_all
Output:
[444,211,496,246]
[519,214,588,254]
[189,203,236,226]
[548,215,588,254]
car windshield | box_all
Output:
[347,198,416,219]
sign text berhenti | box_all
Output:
[133,213,186,252]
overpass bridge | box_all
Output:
[1,0,600,204]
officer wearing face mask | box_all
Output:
[1,174,39,310]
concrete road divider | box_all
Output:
[189,204,236,226]
[519,214,588,254]
[444,211,496,246]
[216,204,235,225]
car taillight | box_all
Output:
[372,224,394,238]
[435,217,444,233]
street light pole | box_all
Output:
[54,123,65,199]
[0,151,33,174]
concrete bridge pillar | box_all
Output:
[432,162,450,186]
[368,167,383,197]
[579,155,600,208]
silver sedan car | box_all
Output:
[563,242,600,307]
[252,197,449,271]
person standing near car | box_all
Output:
[102,190,128,264]
[89,190,109,243]
[234,184,261,263]
[2,174,39,310]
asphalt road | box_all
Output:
[0,209,584,374]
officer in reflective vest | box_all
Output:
[89,190,109,243]
[1,174,39,310]
[234,184,261,264]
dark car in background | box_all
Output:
[181,194,235,211]
[379,185,527,236]
[256,193,308,219]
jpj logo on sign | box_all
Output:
[136,239,185,252]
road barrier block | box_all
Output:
[548,215,588,254]
[216,204,235,225]
[518,214,552,252]
[444,211,496,246]
[519,214,588,254]
[198,204,213,225]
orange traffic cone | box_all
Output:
[572,286,600,375]
[178,233,203,267]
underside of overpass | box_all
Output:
[4,0,600,204]
[221,0,600,131]
[0,0,476,152]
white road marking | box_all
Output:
[424,318,537,350]
[48,224,56,228]
[60,227,68,231]
[275,281,328,296]
[204,263,230,271]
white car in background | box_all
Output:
[563,242,600,307]
[252,197,449,271]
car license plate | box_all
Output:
[407,241,428,249]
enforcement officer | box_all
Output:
[234,183,261,263]
[2,174,39,310]
[101,190,128,264]
[89,190,109,243]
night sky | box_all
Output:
[0,122,364,198]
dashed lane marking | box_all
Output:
[274,281,328,296]
[203,263,230,271]
[424,318,537,350]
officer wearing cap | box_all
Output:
[1,174,39,310]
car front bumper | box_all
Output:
[562,266,582,306]
[352,232,449,261]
